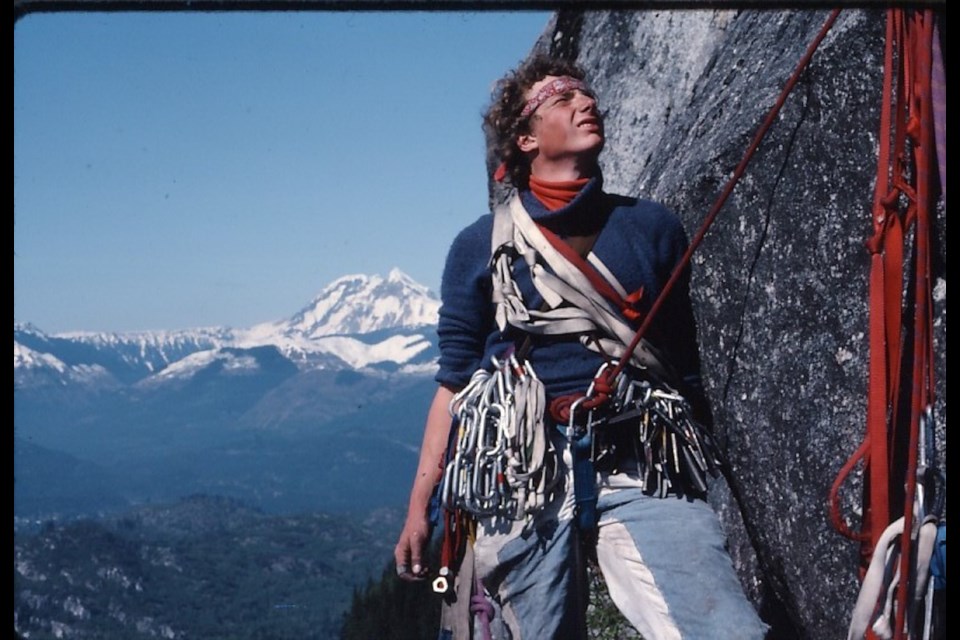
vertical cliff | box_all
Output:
[495,9,946,639]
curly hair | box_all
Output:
[483,54,588,189]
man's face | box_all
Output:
[520,75,605,166]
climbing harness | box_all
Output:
[602,370,723,498]
[564,360,727,529]
[826,9,945,640]
[439,192,723,525]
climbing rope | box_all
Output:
[551,8,843,423]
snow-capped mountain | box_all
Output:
[233,269,441,370]
[272,268,439,338]
[13,340,116,387]
[14,323,234,386]
[14,269,441,387]
[14,271,442,522]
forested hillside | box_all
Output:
[15,496,402,639]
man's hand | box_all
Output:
[394,512,431,581]
[395,385,456,582]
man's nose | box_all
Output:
[574,91,598,111]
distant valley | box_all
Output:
[14,270,443,637]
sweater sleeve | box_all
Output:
[434,215,496,390]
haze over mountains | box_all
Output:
[14,269,443,523]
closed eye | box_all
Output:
[547,92,576,107]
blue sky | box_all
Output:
[14,10,552,333]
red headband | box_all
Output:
[520,76,589,119]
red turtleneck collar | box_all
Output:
[528,175,591,211]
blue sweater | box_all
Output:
[435,176,707,415]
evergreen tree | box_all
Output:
[340,543,441,640]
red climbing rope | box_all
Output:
[550,9,842,424]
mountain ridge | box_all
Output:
[14,269,442,387]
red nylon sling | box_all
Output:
[829,7,903,567]
[892,11,937,639]
[536,222,645,323]
[827,10,940,640]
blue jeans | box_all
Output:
[471,436,769,640]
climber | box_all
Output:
[394,53,769,640]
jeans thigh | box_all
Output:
[473,464,585,639]
[595,487,768,640]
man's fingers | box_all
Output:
[394,530,428,581]
[410,530,424,576]
[394,541,409,569]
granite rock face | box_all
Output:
[498,9,946,639]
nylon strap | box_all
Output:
[536,222,645,323]
[893,12,937,639]
[830,10,941,640]
[490,195,668,378]
[571,431,598,533]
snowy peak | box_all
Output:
[14,340,116,387]
[14,323,232,384]
[285,269,440,338]
[15,270,441,388]
[140,345,299,386]
[14,340,67,373]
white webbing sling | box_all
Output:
[490,194,669,379]
[846,515,940,640]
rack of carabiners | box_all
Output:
[592,365,724,498]
[439,353,561,520]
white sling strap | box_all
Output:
[588,252,629,298]
[490,194,667,378]
[846,514,940,640]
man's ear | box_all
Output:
[517,133,538,153]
